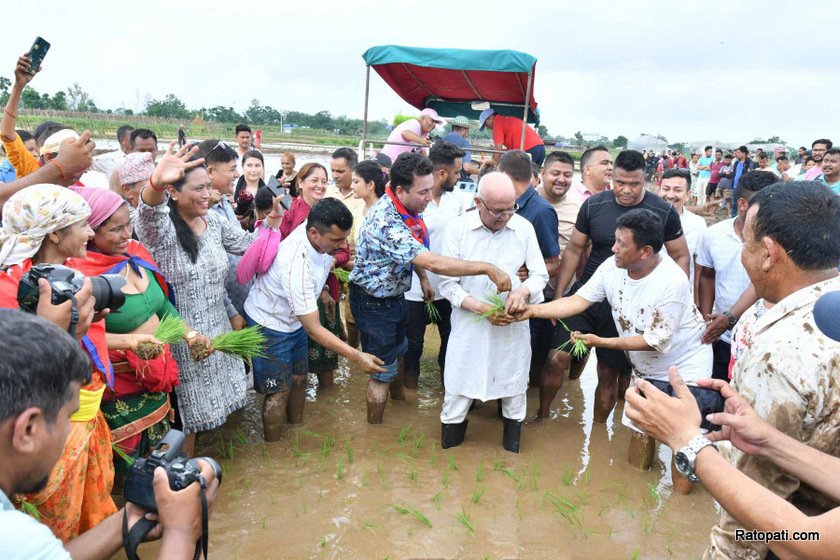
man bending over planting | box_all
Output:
[243,198,385,441]
[514,208,711,485]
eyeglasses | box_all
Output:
[206,140,230,157]
[477,198,518,218]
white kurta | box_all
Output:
[439,212,548,401]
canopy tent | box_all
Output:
[628,134,669,152]
[360,45,539,151]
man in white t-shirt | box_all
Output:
[243,199,383,441]
[696,171,776,380]
[404,141,471,389]
[658,168,707,297]
[516,207,711,480]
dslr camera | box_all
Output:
[17,263,126,314]
[123,429,222,512]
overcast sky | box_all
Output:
[4,0,836,147]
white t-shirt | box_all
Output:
[405,190,472,302]
[0,490,70,560]
[659,208,707,291]
[244,223,332,333]
[695,217,751,344]
[576,255,712,381]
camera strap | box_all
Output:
[67,294,79,339]
[122,476,210,560]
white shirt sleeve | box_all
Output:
[695,227,714,268]
[0,511,72,560]
[438,219,470,308]
[289,253,322,317]
[575,258,611,303]
[643,300,687,352]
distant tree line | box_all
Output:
[0,80,393,136]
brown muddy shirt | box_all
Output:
[704,275,840,560]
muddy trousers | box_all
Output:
[441,392,526,424]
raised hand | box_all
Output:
[150,141,204,188]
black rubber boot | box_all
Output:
[441,420,469,449]
[502,418,522,453]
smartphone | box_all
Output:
[265,179,293,210]
[645,379,725,432]
[26,37,51,75]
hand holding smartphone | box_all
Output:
[644,379,725,432]
[26,37,51,75]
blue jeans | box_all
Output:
[245,313,308,394]
[730,187,738,217]
[527,144,546,166]
[349,283,407,383]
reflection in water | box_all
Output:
[138,331,721,559]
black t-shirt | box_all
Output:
[575,190,683,282]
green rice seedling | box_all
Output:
[529,462,540,492]
[456,507,475,534]
[260,515,267,529]
[428,444,438,466]
[442,471,451,488]
[345,439,354,464]
[501,467,524,489]
[555,319,590,358]
[425,300,441,323]
[544,491,583,528]
[333,268,351,283]
[398,424,412,444]
[208,326,268,359]
[474,291,506,321]
[136,314,187,359]
[646,482,662,507]
[270,493,278,505]
[319,535,328,547]
[111,442,136,467]
[414,432,425,451]
[431,490,444,510]
[297,429,324,439]
[302,498,308,513]
[362,521,377,532]
[561,468,574,486]
[390,502,432,528]
[447,454,458,471]
[574,489,591,506]
[321,434,336,461]
[234,428,248,446]
[408,467,417,482]
[336,458,345,480]
[471,485,486,504]
[19,499,40,520]
[475,463,484,483]
[582,469,590,486]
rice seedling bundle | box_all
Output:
[332,268,351,283]
[195,325,268,360]
[135,313,187,360]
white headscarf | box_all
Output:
[0,184,91,270]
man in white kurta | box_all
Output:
[438,173,548,453]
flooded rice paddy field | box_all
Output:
[142,332,720,559]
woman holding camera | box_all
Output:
[69,187,210,477]
[135,142,283,454]
[0,184,127,541]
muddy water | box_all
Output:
[135,332,720,559]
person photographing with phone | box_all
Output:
[512,208,711,486]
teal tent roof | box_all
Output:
[362,45,537,74]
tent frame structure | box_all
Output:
[361,45,539,153]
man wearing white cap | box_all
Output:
[381,108,445,162]
[479,108,545,166]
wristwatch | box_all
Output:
[675,435,717,482]
[722,310,737,330]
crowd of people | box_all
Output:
[1,50,839,559]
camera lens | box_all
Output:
[89,274,126,312]
[191,457,223,485]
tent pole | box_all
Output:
[520,70,533,150]
[362,65,371,156]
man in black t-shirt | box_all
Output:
[539,150,690,421]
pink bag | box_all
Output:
[236,222,280,284]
